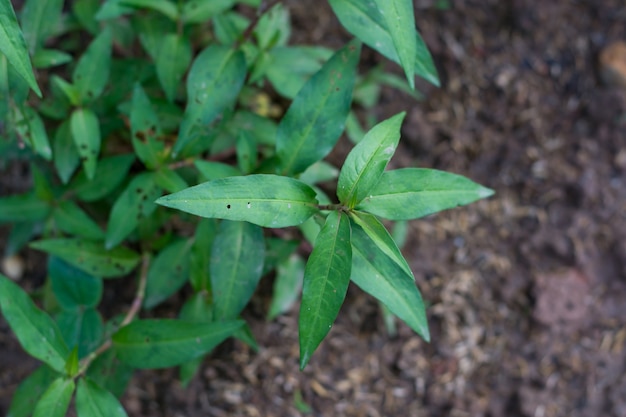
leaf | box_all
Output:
[236,131,257,174]
[153,167,188,193]
[266,47,333,98]
[156,175,319,228]
[73,0,101,34]
[95,0,135,20]
[50,75,80,106]
[86,349,133,399]
[328,0,439,87]
[69,154,135,202]
[299,211,352,369]
[57,308,104,358]
[0,192,50,223]
[7,366,57,417]
[53,200,105,240]
[298,161,339,186]
[372,0,416,89]
[0,274,70,373]
[348,211,413,278]
[121,0,179,21]
[112,319,243,368]
[181,0,234,24]
[53,121,80,184]
[350,222,429,340]
[144,239,192,309]
[30,238,141,278]
[194,160,241,181]
[0,0,41,96]
[189,218,217,292]
[19,0,64,54]
[130,83,164,168]
[156,33,192,102]
[32,377,74,417]
[72,27,112,103]
[356,168,495,220]
[175,45,246,156]
[75,378,128,417]
[70,107,101,180]
[276,39,360,175]
[13,105,52,160]
[254,3,290,49]
[268,254,304,320]
[262,237,299,276]
[178,293,213,387]
[337,112,405,207]
[211,221,265,320]
[49,256,103,310]
[33,49,72,68]
[105,172,161,249]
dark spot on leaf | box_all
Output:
[227,204,231,209]
[335,87,340,91]
[114,263,124,270]
[136,188,143,193]
[135,131,147,142]
[144,337,150,343]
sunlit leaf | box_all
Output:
[31,377,74,417]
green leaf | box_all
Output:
[212,11,248,45]
[19,0,63,54]
[0,274,70,373]
[265,47,333,97]
[328,0,439,87]
[33,49,72,68]
[175,45,246,156]
[254,3,290,49]
[276,40,360,175]
[105,172,161,249]
[72,27,112,103]
[65,347,79,377]
[30,238,141,278]
[298,161,339,186]
[189,218,217,292]
[73,0,101,34]
[350,222,429,340]
[32,377,74,417]
[96,0,134,20]
[356,168,495,220]
[13,105,52,160]
[144,239,192,309]
[130,83,164,168]
[121,0,179,20]
[156,175,319,228]
[337,112,405,207]
[268,254,304,320]
[178,292,213,387]
[75,378,128,417]
[86,349,133,398]
[53,121,80,184]
[57,308,103,358]
[372,0,416,89]
[0,0,41,96]
[211,221,265,320]
[262,237,299,276]
[69,154,135,202]
[181,0,234,24]
[53,201,105,240]
[348,211,412,278]
[194,160,241,181]
[153,167,188,193]
[299,211,352,369]
[7,366,57,417]
[112,319,243,368]
[49,256,103,309]
[70,107,101,180]
[0,192,50,223]
[156,33,192,102]
[236,131,257,174]
[133,13,175,60]
[50,75,80,106]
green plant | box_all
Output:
[0,0,493,415]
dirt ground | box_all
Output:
[2,0,626,416]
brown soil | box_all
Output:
[2,1,626,416]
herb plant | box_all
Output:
[0,0,493,415]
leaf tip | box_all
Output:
[478,186,495,199]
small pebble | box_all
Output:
[599,41,626,88]
[2,255,25,281]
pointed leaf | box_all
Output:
[348,211,412,278]
[194,160,241,180]
[53,121,80,184]
[175,45,246,156]
[144,239,192,309]
[153,167,188,193]
[32,48,72,69]
[53,200,105,240]
[350,223,429,340]
[14,105,52,160]
[86,349,133,399]
[189,218,218,292]
[105,172,161,249]
[337,112,404,207]
[19,0,64,54]
[57,308,103,358]
[211,221,265,320]
[156,33,192,102]
[266,46,332,99]
[70,107,101,180]
[121,0,179,20]
[32,377,74,417]
[181,0,234,24]
[276,40,360,175]
[112,319,243,368]
[373,0,416,89]
[130,83,164,168]
[0,274,70,373]
[7,366,58,417]
[356,168,494,220]
[49,256,103,309]
[178,293,213,386]
[72,28,112,103]
[156,174,319,228]
[69,154,135,201]
[30,238,140,278]
[268,254,304,320]
[236,131,257,174]
[73,0,101,34]
[0,0,41,96]
[0,192,50,223]
[75,378,128,417]
[299,211,352,369]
